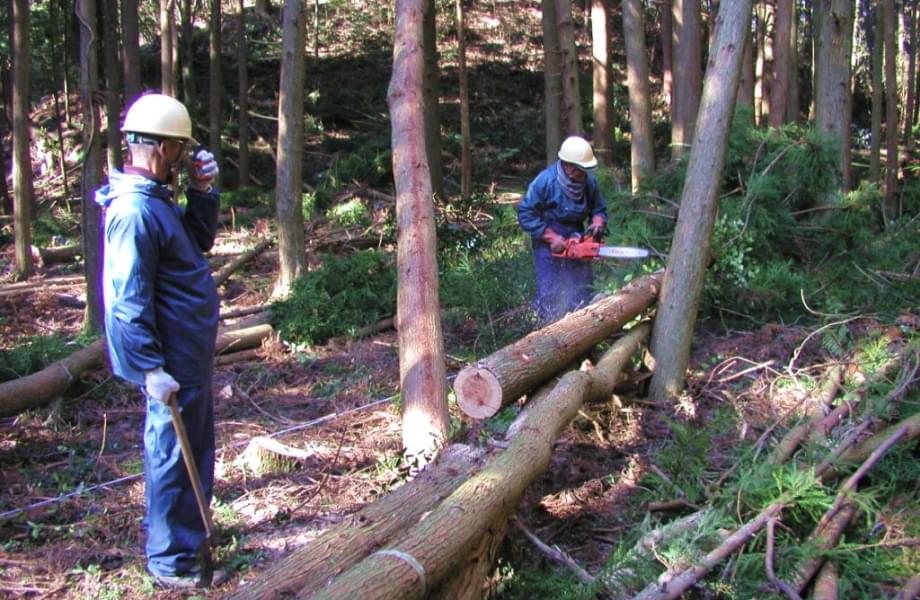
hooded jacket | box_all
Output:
[95,169,220,387]
[517,161,608,240]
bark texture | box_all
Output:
[455,273,662,419]
[556,0,583,135]
[649,0,752,405]
[388,0,450,461]
[769,0,793,127]
[209,0,223,187]
[160,0,176,97]
[590,0,613,166]
[670,0,701,159]
[121,0,141,104]
[623,0,655,191]
[237,0,251,187]
[883,0,899,219]
[542,0,563,163]
[11,0,32,280]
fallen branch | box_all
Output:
[213,237,273,287]
[792,500,859,594]
[30,243,82,267]
[0,275,85,297]
[812,561,839,600]
[214,348,262,366]
[219,304,268,321]
[512,517,595,586]
[770,366,843,465]
[765,517,803,600]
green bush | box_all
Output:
[269,250,396,346]
[0,334,80,383]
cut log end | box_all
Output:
[454,365,503,419]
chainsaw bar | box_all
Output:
[596,246,651,259]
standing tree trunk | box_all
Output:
[591,0,613,167]
[659,0,674,108]
[102,0,123,172]
[238,0,251,188]
[421,0,444,200]
[274,0,307,296]
[456,0,471,202]
[623,0,655,191]
[180,0,194,103]
[11,0,32,280]
[649,0,753,405]
[122,0,142,105]
[542,0,563,163]
[78,0,104,334]
[870,1,883,183]
[388,0,450,465]
[883,0,899,221]
[903,1,917,149]
[769,0,792,127]
[209,0,223,188]
[814,0,854,200]
[48,0,70,200]
[671,0,702,160]
[160,0,177,97]
[753,1,770,125]
[787,1,800,123]
[556,0,583,136]
[737,17,755,115]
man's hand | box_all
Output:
[542,228,567,254]
[585,215,607,241]
[189,148,219,192]
[145,367,180,405]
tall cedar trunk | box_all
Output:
[180,0,194,103]
[0,125,9,215]
[659,0,673,108]
[542,0,562,163]
[274,0,307,294]
[224,445,484,600]
[48,0,69,199]
[422,0,444,200]
[306,327,649,600]
[671,0,701,160]
[769,0,792,127]
[737,21,755,114]
[814,0,854,200]
[78,0,104,334]
[649,0,753,405]
[556,0,583,135]
[238,0,250,187]
[122,0,141,105]
[456,0,471,201]
[11,0,32,280]
[591,0,613,167]
[761,0,775,124]
[388,0,450,463]
[102,0,123,171]
[455,273,661,419]
[787,2,800,123]
[903,1,917,148]
[623,0,655,191]
[160,0,176,97]
[753,1,767,125]
[810,2,819,120]
[883,0,899,220]
[870,2,883,182]
[209,0,222,187]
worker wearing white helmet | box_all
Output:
[95,93,225,589]
[518,136,609,324]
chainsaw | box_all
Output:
[552,237,651,260]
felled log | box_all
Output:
[30,243,82,267]
[825,413,920,478]
[792,500,859,594]
[213,237,273,287]
[214,348,262,366]
[812,561,839,600]
[219,304,268,321]
[303,325,649,600]
[0,322,272,418]
[769,365,843,465]
[0,274,85,297]
[454,273,662,419]
[225,444,485,600]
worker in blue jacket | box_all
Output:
[518,136,608,324]
[95,94,223,590]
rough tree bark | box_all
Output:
[209,0,223,188]
[623,0,655,191]
[659,0,674,108]
[456,0,471,201]
[542,0,563,163]
[11,0,32,280]
[737,18,754,114]
[455,273,662,419]
[304,327,649,600]
[769,0,792,127]
[814,0,854,199]
[556,0,583,135]
[122,0,142,105]
[160,0,176,97]
[78,0,104,335]
[225,445,485,600]
[238,0,251,187]
[671,0,701,160]
[180,0,194,103]
[388,0,450,463]
[883,0,899,221]
[274,0,307,295]
[102,0,123,172]
[870,1,883,182]
[421,0,444,200]
[649,0,753,405]
[591,0,613,167]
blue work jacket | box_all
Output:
[95,169,220,387]
[517,161,608,240]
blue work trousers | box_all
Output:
[143,381,215,577]
[532,241,594,325]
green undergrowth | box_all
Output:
[0,333,93,383]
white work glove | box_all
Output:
[189,148,219,192]
[145,367,180,405]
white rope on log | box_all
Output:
[369,549,428,596]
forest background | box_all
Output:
[0,0,918,599]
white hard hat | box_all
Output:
[557,136,598,170]
[123,94,194,141]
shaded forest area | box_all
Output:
[0,0,919,599]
